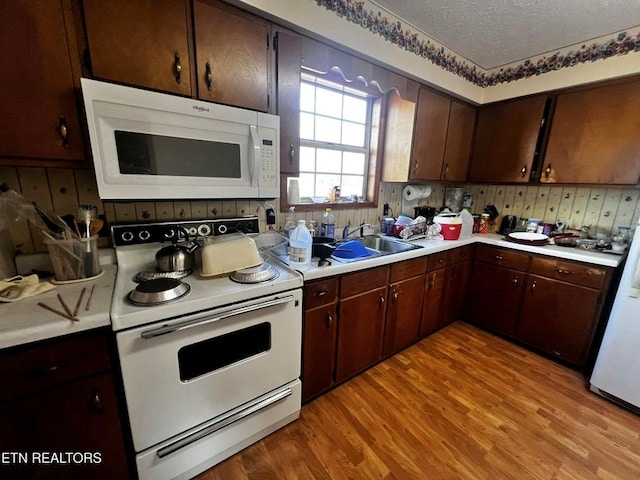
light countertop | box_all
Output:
[296,234,624,281]
[0,264,116,350]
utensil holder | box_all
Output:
[45,235,101,282]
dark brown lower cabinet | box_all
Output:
[465,246,614,367]
[420,264,447,337]
[336,285,388,382]
[516,275,602,365]
[0,331,129,479]
[442,247,473,326]
[383,275,425,357]
[302,302,338,401]
[466,261,525,336]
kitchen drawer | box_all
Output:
[390,257,428,283]
[305,278,339,309]
[341,266,389,298]
[450,245,473,264]
[475,245,529,271]
[427,251,449,271]
[529,256,610,289]
[0,331,111,403]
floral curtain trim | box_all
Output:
[314,0,640,87]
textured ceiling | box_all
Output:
[370,0,640,69]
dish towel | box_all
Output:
[0,275,55,302]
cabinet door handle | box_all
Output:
[93,389,104,413]
[413,162,419,174]
[288,144,295,165]
[205,62,213,90]
[520,165,527,178]
[392,290,399,303]
[442,163,449,178]
[174,53,182,84]
[530,280,537,292]
[544,164,552,179]
[513,276,519,287]
[313,289,328,297]
[379,294,385,308]
[326,311,333,328]
[427,273,435,290]
[58,116,69,149]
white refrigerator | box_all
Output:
[590,219,640,412]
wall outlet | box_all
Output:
[383,203,389,216]
[265,208,275,225]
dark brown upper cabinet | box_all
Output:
[382,87,475,182]
[0,0,85,162]
[470,95,547,183]
[83,0,192,96]
[541,77,640,185]
[274,29,302,175]
[193,0,271,112]
[442,100,476,181]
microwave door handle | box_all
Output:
[249,125,261,187]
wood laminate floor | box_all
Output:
[197,322,640,479]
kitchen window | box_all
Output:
[286,70,383,209]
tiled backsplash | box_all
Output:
[2,166,639,255]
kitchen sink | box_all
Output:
[333,236,422,261]
[356,236,423,254]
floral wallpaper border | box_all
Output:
[314,0,640,87]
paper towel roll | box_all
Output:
[402,184,432,201]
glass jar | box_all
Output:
[479,214,489,234]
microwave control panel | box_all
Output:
[259,127,277,188]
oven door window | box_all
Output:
[114,130,241,178]
[177,322,271,381]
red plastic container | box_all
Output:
[434,213,462,240]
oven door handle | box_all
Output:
[156,386,292,458]
[140,295,295,339]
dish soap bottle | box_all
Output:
[321,208,335,238]
[289,220,312,267]
[284,206,296,238]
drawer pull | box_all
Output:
[23,360,68,378]
[438,258,445,263]
[495,255,504,260]
[555,268,574,275]
[313,289,329,297]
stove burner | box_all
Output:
[126,278,191,306]
[230,262,279,284]
[133,269,192,283]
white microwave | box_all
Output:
[81,78,279,200]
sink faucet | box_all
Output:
[342,222,372,239]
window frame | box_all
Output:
[280,70,384,212]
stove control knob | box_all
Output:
[217,224,228,235]
[186,226,198,237]
[197,224,212,237]
[139,230,151,241]
[121,231,134,242]
[164,229,176,240]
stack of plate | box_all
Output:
[505,232,549,246]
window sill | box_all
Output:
[281,200,377,212]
